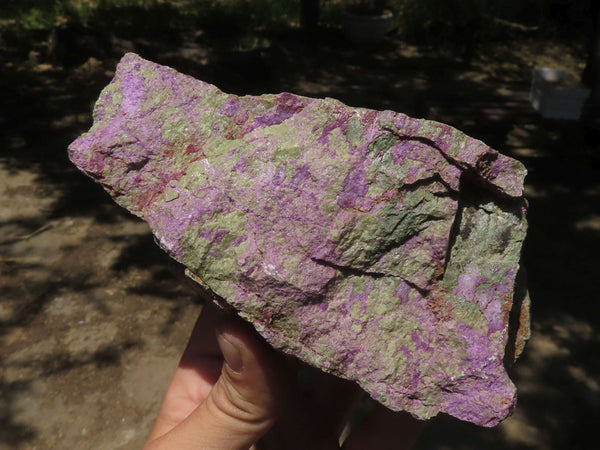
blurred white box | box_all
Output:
[530,67,591,120]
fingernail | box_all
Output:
[217,330,244,374]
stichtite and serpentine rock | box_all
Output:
[69,53,530,427]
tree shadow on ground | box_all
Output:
[1,2,599,448]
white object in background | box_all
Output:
[530,67,591,120]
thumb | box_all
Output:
[149,319,285,450]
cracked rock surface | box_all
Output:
[69,53,530,426]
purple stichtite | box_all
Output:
[69,53,530,427]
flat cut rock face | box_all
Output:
[69,53,530,427]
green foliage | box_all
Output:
[384,0,554,57]
[0,0,56,30]
[0,0,301,35]
[57,0,97,25]
[0,0,87,30]
[345,0,389,14]
[191,0,300,37]
[0,0,582,38]
[18,7,56,30]
[394,0,489,43]
[91,0,185,40]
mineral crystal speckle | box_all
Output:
[69,53,530,426]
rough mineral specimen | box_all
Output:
[69,53,530,426]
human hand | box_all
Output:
[144,300,426,450]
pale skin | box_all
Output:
[145,299,427,450]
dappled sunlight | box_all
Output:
[501,409,547,449]
[568,365,600,393]
[575,215,600,232]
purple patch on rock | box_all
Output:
[68,53,530,427]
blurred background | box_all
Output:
[1,1,598,449]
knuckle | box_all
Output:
[210,377,275,428]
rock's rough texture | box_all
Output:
[69,53,530,426]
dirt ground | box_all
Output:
[1,20,599,450]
